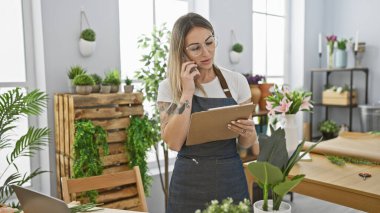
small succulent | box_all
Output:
[80,28,96,42]
[68,65,86,80]
[73,74,95,86]
[319,120,339,134]
[232,43,243,53]
[103,70,121,85]
[125,77,133,85]
[90,74,102,85]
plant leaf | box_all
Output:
[247,162,283,186]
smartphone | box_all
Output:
[182,53,198,73]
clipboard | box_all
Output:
[186,103,255,146]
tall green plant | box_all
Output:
[0,88,49,206]
[134,23,170,205]
[73,120,109,203]
[248,127,320,211]
[126,116,158,195]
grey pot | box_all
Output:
[110,85,120,93]
[100,85,111,93]
[68,79,75,93]
[92,85,101,93]
[335,49,347,68]
[124,85,134,93]
[76,85,92,95]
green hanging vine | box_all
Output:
[126,116,158,196]
[73,120,109,203]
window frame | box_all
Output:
[252,0,289,85]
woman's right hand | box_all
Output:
[181,61,200,95]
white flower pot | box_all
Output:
[335,49,347,68]
[253,200,291,213]
[284,114,299,157]
[229,51,241,64]
[79,38,96,57]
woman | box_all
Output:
[157,12,259,213]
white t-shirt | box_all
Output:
[157,67,251,104]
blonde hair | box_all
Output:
[167,13,214,103]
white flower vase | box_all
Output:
[253,200,291,213]
[284,114,299,157]
[79,38,96,57]
[229,51,241,64]
[335,49,347,68]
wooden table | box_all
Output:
[87,208,145,213]
[244,153,380,212]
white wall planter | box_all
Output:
[253,200,291,213]
[229,51,241,64]
[79,38,96,57]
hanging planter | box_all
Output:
[229,30,243,64]
[79,10,96,57]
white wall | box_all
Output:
[209,0,252,74]
[40,0,120,196]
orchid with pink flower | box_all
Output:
[266,85,313,116]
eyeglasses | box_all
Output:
[185,36,218,57]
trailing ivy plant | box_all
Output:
[126,116,158,195]
[0,88,49,207]
[73,120,109,203]
[134,23,171,205]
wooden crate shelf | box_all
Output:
[54,92,144,209]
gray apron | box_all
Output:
[167,68,250,213]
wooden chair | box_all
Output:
[61,166,148,212]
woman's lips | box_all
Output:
[200,58,212,65]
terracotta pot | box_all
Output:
[258,83,274,110]
[250,84,261,105]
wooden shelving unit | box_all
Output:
[54,92,144,209]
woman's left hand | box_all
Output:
[228,119,256,138]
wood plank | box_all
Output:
[101,197,140,210]
[54,95,62,198]
[99,142,125,155]
[118,105,144,116]
[98,186,138,203]
[107,131,127,143]
[72,93,143,107]
[63,95,70,178]
[102,153,129,167]
[103,165,130,174]
[68,96,75,177]
[92,117,130,130]
[75,107,123,120]
[58,95,66,180]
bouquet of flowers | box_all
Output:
[195,198,251,213]
[326,34,337,55]
[266,84,313,116]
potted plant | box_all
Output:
[124,77,134,93]
[318,120,339,140]
[73,74,95,95]
[229,42,243,64]
[104,69,121,93]
[90,74,102,93]
[100,76,112,94]
[0,88,49,209]
[79,28,96,57]
[335,38,348,68]
[248,127,320,212]
[67,65,87,93]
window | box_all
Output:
[119,0,190,165]
[252,0,286,85]
[0,0,31,187]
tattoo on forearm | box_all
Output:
[158,100,190,115]
[178,100,190,114]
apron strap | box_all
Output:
[214,65,232,98]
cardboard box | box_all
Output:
[322,90,357,106]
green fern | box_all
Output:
[0,88,49,206]
[126,116,158,196]
[73,120,109,203]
